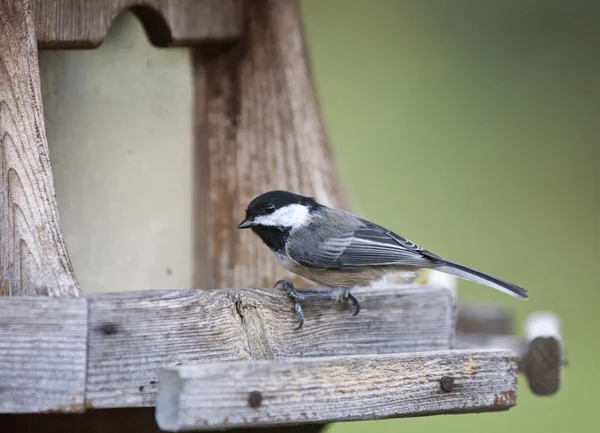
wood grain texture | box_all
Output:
[34,0,242,49]
[521,312,563,396]
[85,285,454,408]
[0,297,87,413]
[156,349,519,431]
[0,0,80,296]
[193,0,351,289]
[0,407,326,433]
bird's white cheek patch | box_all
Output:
[253,204,310,229]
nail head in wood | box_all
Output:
[247,391,263,409]
[440,376,454,392]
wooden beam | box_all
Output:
[0,297,87,413]
[0,0,80,296]
[34,0,243,49]
[155,349,519,431]
[85,285,455,408]
[193,0,351,289]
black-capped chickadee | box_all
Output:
[238,190,528,329]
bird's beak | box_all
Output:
[237,219,253,229]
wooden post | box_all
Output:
[521,312,563,396]
[0,0,80,296]
[193,0,351,289]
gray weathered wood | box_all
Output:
[521,312,563,396]
[456,302,513,335]
[0,0,80,297]
[0,297,87,413]
[85,285,454,408]
[455,333,523,355]
[155,349,519,431]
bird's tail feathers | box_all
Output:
[436,261,528,300]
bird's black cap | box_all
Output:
[237,190,320,229]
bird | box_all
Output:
[237,190,528,329]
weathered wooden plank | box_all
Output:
[521,312,563,396]
[193,0,351,290]
[85,285,454,408]
[0,407,325,433]
[34,0,243,49]
[0,297,87,413]
[155,349,519,431]
[0,0,80,296]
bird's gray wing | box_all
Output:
[287,211,441,270]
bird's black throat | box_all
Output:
[251,225,290,253]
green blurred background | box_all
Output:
[300,0,598,432]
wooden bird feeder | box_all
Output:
[0,1,564,432]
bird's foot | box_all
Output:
[274,280,305,330]
[331,287,361,317]
[274,280,360,330]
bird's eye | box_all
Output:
[265,204,275,214]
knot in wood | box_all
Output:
[99,323,119,336]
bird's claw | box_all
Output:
[274,280,305,329]
[347,292,360,316]
[294,302,304,330]
[274,280,361,330]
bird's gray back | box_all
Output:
[286,208,441,270]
